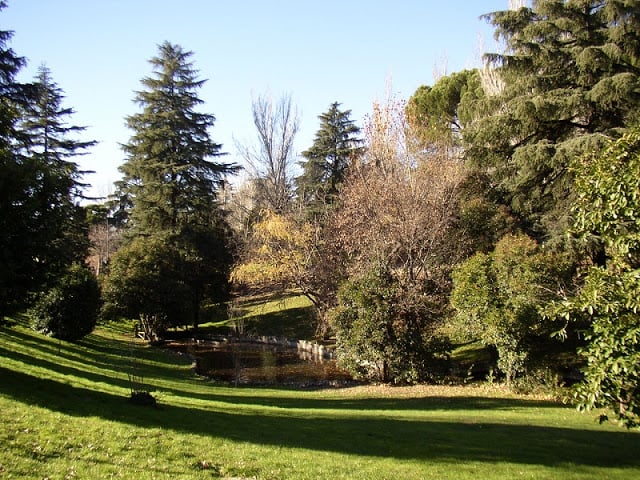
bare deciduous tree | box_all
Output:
[340,90,467,284]
[237,93,300,213]
[88,222,121,276]
[328,90,469,381]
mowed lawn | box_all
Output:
[1,319,639,480]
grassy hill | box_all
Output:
[1,315,639,479]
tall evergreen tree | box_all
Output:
[107,42,237,335]
[0,4,28,319]
[117,41,236,233]
[296,102,363,215]
[0,10,94,320]
[464,0,640,245]
[18,65,95,268]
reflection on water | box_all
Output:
[167,340,353,387]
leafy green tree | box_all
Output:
[332,267,450,383]
[295,102,363,215]
[451,234,572,384]
[465,0,640,244]
[108,42,236,336]
[550,127,640,428]
[407,69,483,149]
[102,235,192,340]
[30,262,100,341]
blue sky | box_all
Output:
[4,0,509,199]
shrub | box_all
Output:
[331,268,450,384]
[451,234,572,384]
[30,263,101,341]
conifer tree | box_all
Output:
[18,65,95,269]
[465,0,640,244]
[117,41,236,233]
[0,13,94,320]
[0,7,28,319]
[296,102,363,215]
[107,42,237,335]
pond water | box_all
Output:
[166,340,353,387]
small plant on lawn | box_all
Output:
[127,340,156,407]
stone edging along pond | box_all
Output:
[183,334,336,360]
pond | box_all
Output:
[166,339,354,387]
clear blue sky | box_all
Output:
[4,0,509,200]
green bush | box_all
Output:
[550,126,640,428]
[331,268,450,384]
[30,263,101,341]
[451,234,572,384]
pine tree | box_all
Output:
[296,102,363,215]
[407,69,483,149]
[0,6,28,319]
[464,0,640,244]
[18,65,95,270]
[117,41,236,233]
[108,42,237,335]
[0,11,93,319]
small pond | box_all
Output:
[166,339,354,387]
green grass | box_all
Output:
[201,291,316,339]
[1,318,639,479]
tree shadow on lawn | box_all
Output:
[2,366,639,470]
[2,328,134,372]
[237,306,315,339]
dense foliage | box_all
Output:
[464,0,640,244]
[332,267,450,383]
[2,0,640,428]
[550,127,640,428]
[451,234,573,383]
[0,8,94,322]
[102,234,192,339]
[30,262,100,341]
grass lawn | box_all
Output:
[200,292,317,339]
[1,317,639,479]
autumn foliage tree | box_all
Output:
[230,210,340,336]
[329,93,467,382]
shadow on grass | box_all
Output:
[199,305,315,339]
[242,305,315,338]
[1,327,139,373]
[2,323,640,469]
[2,364,639,469]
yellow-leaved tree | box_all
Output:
[231,210,338,336]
